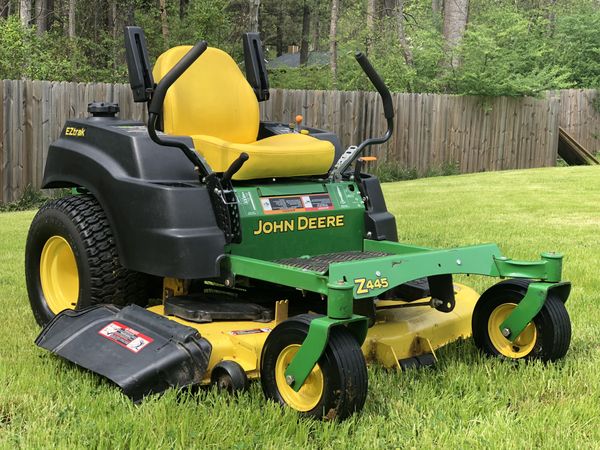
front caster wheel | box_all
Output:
[260,314,368,421]
[472,280,571,362]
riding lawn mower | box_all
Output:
[25,27,572,420]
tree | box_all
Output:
[35,0,47,34]
[20,0,31,26]
[249,0,260,32]
[395,0,413,66]
[179,0,188,20]
[159,0,169,42]
[299,0,310,65]
[366,0,375,55]
[329,0,339,87]
[68,0,76,38]
[443,0,469,68]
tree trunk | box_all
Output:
[443,0,468,68]
[67,0,76,38]
[546,0,557,37]
[329,0,339,88]
[179,0,188,20]
[383,0,395,17]
[432,0,442,14]
[110,0,117,39]
[110,0,118,70]
[0,0,8,19]
[159,0,169,43]
[275,2,283,56]
[366,0,375,55]
[20,0,31,26]
[46,0,54,29]
[311,12,320,52]
[248,0,260,33]
[299,1,310,65]
[35,0,47,34]
[125,0,134,26]
[396,0,413,66]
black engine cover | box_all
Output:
[42,118,226,279]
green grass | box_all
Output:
[1,166,600,449]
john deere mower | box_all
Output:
[25,27,572,420]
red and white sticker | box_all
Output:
[98,321,154,353]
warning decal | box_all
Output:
[98,321,154,353]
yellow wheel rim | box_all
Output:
[488,303,537,358]
[275,344,324,412]
[40,236,79,314]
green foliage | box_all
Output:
[552,4,600,88]
[0,185,47,212]
[1,0,600,95]
[268,66,331,90]
[0,17,76,81]
[372,160,459,182]
[267,0,598,97]
[138,0,235,61]
[0,186,72,213]
[445,5,573,96]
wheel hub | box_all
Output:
[488,303,537,358]
[40,236,79,314]
[275,344,324,412]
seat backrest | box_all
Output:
[153,46,260,144]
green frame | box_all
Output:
[228,240,565,391]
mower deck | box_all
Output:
[148,282,478,384]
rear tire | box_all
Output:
[25,194,153,326]
[260,314,368,420]
[472,279,571,362]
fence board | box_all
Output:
[1,80,589,203]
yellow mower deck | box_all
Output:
[148,283,477,384]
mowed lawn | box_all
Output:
[1,166,599,449]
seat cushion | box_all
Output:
[192,133,335,180]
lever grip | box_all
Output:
[355,52,394,120]
[149,41,208,115]
[222,152,249,183]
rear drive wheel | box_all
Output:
[25,194,153,326]
[472,280,571,362]
[260,314,368,420]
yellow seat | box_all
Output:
[153,46,334,180]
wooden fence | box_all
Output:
[1,80,599,203]
[553,89,600,154]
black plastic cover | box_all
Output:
[42,118,226,279]
[124,26,154,103]
[360,175,398,241]
[88,102,119,117]
[165,294,273,323]
[36,304,212,402]
[243,32,270,102]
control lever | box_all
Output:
[295,115,303,133]
[222,153,249,184]
[329,52,394,180]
